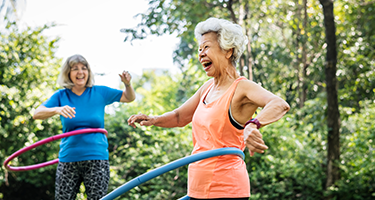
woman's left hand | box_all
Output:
[244,125,269,156]
[119,70,132,85]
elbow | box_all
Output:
[284,101,290,113]
[129,96,136,102]
[272,97,290,114]
[177,121,190,127]
[32,111,39,120]
[32,114,41,120]
[32,113,42,120]
[174,110,191,127]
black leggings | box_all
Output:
[55,160,110,200]
[190,198,249,200]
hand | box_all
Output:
[127,113,155,128]
[243,125,268,156]
[57,105,76,119]
[119,70,132,86]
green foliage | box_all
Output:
[0,0,374,199]
[247,98,327,199]
[335,0,375,112]
[334,100,375,199]
[105,72,193,199]
[0,21,62,199]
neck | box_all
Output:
[214,63,239,84]
[71,86,86,96]
[213,72,239,87]
[213,76,235,90]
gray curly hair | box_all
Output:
[194,17,248,66]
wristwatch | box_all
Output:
[244,118,261,129]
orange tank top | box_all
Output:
[188,76,250,198]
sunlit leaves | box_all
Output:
[0,21,61,199]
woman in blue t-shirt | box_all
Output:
[33,54,135,200]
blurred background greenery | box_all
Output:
[1,0,374,199]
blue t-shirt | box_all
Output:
[42,85,123,162]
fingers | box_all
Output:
[127,113,152,128]
[244,127,268,156]
[59,106,76,119]
[119,70,132,83]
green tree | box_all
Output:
[118,0,375,199]
[0,21,61,199]
[319,0,341,191]
[105,71,192,199]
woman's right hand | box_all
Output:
[127,113,155,128]
[244,125,268,156]
[57,105,76,119]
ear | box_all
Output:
[226,48,234,59]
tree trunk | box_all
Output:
[301,0,308,107]
[295,0,302,108]
[319,0,341,192]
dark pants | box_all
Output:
[55,160,110,200]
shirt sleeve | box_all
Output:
[41,90,61,108]
[97,86,123,105]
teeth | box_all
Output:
[201,61,211,67]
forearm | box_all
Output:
[122,84,136,102]
[124,84,136,101]
[33,106,59,120]
[255,98,290,127]
[154,110,190,128]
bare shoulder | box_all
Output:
[238,78,260,87]
[235,78,278,105]
[236,79,265,94]
[197,78,214,96]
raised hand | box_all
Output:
[119,70,132,86]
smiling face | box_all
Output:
[198,32,232,77]
[69,63,89,89]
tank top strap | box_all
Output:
[221,76,247,107]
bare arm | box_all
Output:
[127,91,201,128]
[236,80,290,156]
[128,80,212,128]
[238,80,290,127]
[119,71,136,103]
[33,105,76,120]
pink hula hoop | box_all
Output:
[3,128,108,172]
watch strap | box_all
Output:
[244,118,261,129]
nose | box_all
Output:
[199,50,206,59]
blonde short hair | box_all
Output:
[194,18,248,66]
[57,54,95,89]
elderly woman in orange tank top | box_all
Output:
[128,17,290,200]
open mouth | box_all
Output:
[202,61,212,68]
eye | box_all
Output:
[199,45,208,52]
